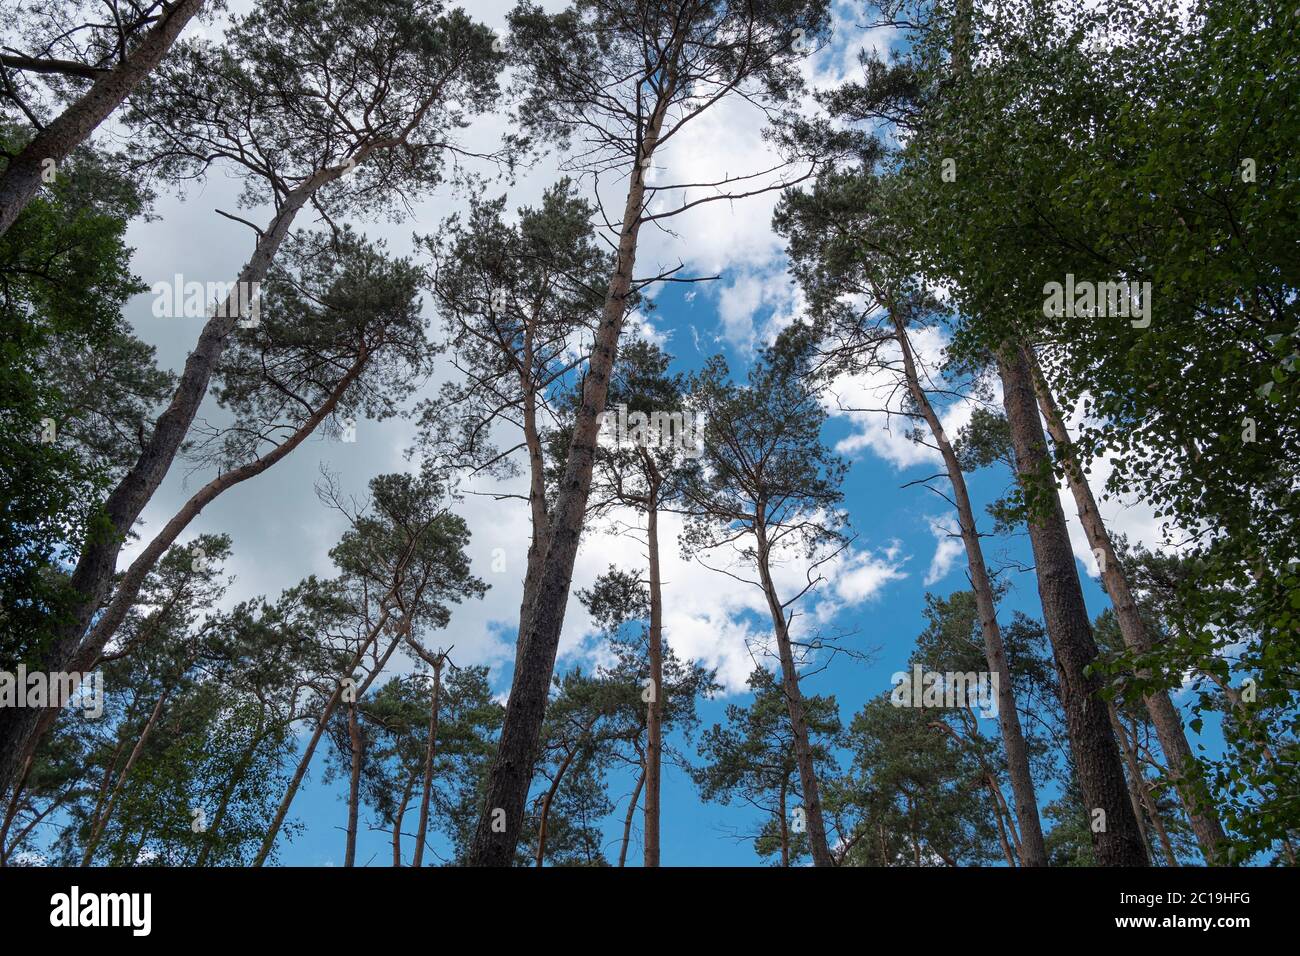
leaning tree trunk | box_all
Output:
[618,767,646,867]
[80,688,170,865]
[998,346,1148,866]
[6,347,375,791]
[391,770,417,867]
[0,0,205,237]
[754,525,834,867]
[644,483,665,867]
[890,310,1049,866]
[253,600,406,866]
[411,660,443,868]
[1025,345,1227,863]
[196,721,270,867]
[515,373,551,657]
[0,164,351,798]
[466,95,672,866]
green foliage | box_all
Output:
[0,134,171,665]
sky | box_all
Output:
[78,0,1211,866]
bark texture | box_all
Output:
[998,347,1148,866]
[1025,346,1226,862]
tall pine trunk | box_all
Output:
[344,701,362,867]
[890,310,1048,865]
[997,347,1148,866]
[412,661,443,868]
[1025,346,1226,862]
[466,96,671,866]
[618,768,646,867]
[754,524,833,867]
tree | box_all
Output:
[469,0,828,864]
[574,340,703,865]
[694,668,840,866]
[0,0,206,236]
[0,134,171,668]
[0,0,504,799]
[803,0,1148,864]
[774,164,1050,865]
[681,350,851,866]
[579,565,717,865]
[418,180,611,655]
[252,469,486,865]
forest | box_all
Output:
[0,0,1296,872]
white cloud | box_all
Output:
[923,516,965,586]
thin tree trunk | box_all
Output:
[778,778,790,868]
[1121,713,1179,866]
[754,525,833,867]
[411,660,443,868]
[0,0,205,237]
[890,309,1049,865]
[534,742,582,868]
[644,487,664,867]
[618,767,646,867]
[1109,702,1154,861]
[253,604,406,866]
[81,688,170,865]
[986,773,1019,867]
[391,769,418,867]
[344,701,362,867]
[467,94,672,866]
[997,347,1148,866]
[516,368,551,657]
[1026,346,1227,863]
[196,723,270,866]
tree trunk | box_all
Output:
[534,741,582,868]
[466,96,672,866]
[890,309,1049,865]
[754,524,833,867]
[618,767,646,867]
[196,723,270,866]
[0,164,349,798]
[1109,702,1154,860]
[516,370,551,657]
[411,661,443,868]
[644,487,664,867]
[81,687,170,865]
[778,777,790,868]
[1025,346,1227,863]
[997,347,1148,866]
[344,701,362,867]
[0,0,205,237]
[986,773,1018,867]
[392,770,418,867]
[1113,710,1178,865]
[253,605,405,866]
